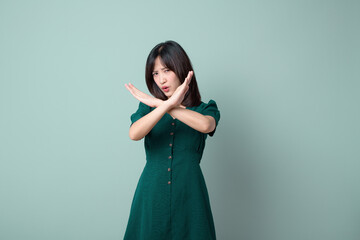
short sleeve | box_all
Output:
[201,99,221,137]
[130,101,151,126]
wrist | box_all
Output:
[155,99,165,108]
[162,99,177,111]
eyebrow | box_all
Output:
[152,67,168,73]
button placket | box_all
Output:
[168,120,175,185]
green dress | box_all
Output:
[124,99,221,240]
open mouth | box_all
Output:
[162,86,170,92]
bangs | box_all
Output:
[157,48,176,73]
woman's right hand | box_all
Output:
[125,82,163,108]
[165,71,193,108]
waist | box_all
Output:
[145,148,202,164]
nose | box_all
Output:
[159,73,166,84]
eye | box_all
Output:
[152,72,158,76]
[164,69,169,72]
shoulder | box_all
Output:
[131,101,152,116]
[137,101,152,111]
[199,99,219,110]
[199,99,220,123]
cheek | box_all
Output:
[153,78,160,86]
[170,74,181,86]
[174,77,181,87]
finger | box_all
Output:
[185,75,191,85]
[125,83,134,94]
[185,71,193,85]
[127,84,155,103]
[126,83,137,94]
[130,84,147,96]
[128,83,146,97]
[188,72,193,84]
[186,71,191,78]
[125,84,141,101]
[127,84,146,101]
[129,83,141,92]
[126,85,140,100]
[183,73,191,85]
[188,70,193,77]
[186,71,191,81]
[189,71,193,80]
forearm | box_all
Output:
[129,103,172,141]
[167,107,215,134]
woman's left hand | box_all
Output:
[165,71,193,108]
[125,83,163,107]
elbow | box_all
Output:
[129,134,137,141]
[201,117,216,134]
[129,130,143,141]
[203,124,215,134]
[202,122,215,134]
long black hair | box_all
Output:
[145,40,201,107]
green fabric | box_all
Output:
[124,100,220,240]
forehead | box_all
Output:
[153,56,167,71]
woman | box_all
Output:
[124,40,220,240]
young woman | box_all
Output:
[124,40,220,240]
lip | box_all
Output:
[162,86,170,92]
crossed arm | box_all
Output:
[129,101,216,141]
[168,106,216,134]
[125,71,215,141]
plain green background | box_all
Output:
[1,0,359,239]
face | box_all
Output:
[152,56,181,98]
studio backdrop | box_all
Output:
[0,0,359,239]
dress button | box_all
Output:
[168,156,172,159]
[171,122,175,125]
[168,168,171,171]
[170,132,174,135]
[168,181,171,184]
[169,143,172,147]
